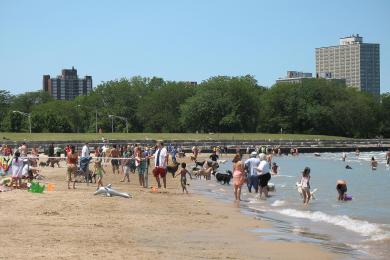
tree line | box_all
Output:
[1,75,389,138]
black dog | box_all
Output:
[194,160,205,168]
[215,170,233,185]
[167,162,180,178]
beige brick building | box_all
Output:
[315,35,380,95]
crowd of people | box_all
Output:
[1,141,390,204]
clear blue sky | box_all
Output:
[0,0,389,94]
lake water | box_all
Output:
[190,152,390,259]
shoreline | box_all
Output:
[0,155,337,259]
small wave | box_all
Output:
[276,209,390,241]
[271,200,286,207]
[275,175,295,178]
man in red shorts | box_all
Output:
[152,141,168,189]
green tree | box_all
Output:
[180,76,263,132]
[0,90,12,131]
[137,82,195,132]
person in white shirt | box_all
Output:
[152,141,168,189]
[256,153,271,199]
[81,143,90,158]
[244,152,260,193]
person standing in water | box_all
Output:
[244,152,260,193]
[300,167,311,205]
[386,149,390,166]
[256,153,271,200]
[342,152,347,162]
[355,148,360,157]
[371,156,378,170]
[232,154,245,201]
[336,180,348,201]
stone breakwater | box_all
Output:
[2,138,389,154]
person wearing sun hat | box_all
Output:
[244,151,260,193]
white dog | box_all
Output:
[296,182,317,200]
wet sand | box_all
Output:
[0,154,336,259]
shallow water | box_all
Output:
[190,152,390,259]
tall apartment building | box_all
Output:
[315,35,380,95]
[43,67,92,100]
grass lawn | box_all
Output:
[0,132,348,142]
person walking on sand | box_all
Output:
[232,154,246,201]
[175,162,192,194]
[244,152,260,193]
[136,147,147,187]
[109,144,120,174]
[120,148,131,183]
[93,160,105,189]
[256,153,272,200]
[10,151,23,188]
[300,167,311,205]
[152,141,168,189]
[66,145,78,189]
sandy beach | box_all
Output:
[0,154,336,260]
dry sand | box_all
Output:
[0,154,337,260]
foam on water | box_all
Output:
[276,208,390,241]
[271,200,286,207]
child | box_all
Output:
[271,162,278,175]
[136,149,146,187]
[300,167,311,205]
[175,162,192,194]
[11,151,24,188]
[371,156,378,170]
[94,160,105,189]
[120,152,131,183]
[66,145,78,189]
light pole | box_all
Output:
[108,115,114,133]
[12,111,31,134]
[108,115,128,133]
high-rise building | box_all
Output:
[43,67,92,100]
[315,35,380,95]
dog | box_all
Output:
[296,182,317,200]
[166,162,180,178]
[39,161,47,167]
[215,170,232,185]
[46,158,61,168]
[194,160,205,168]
